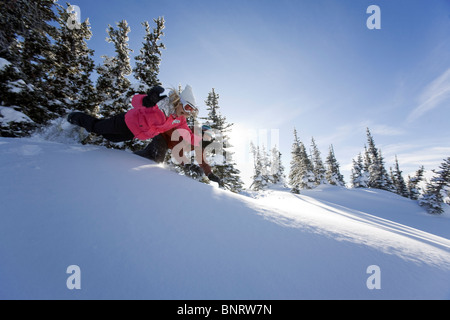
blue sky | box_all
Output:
[68,0,450,186]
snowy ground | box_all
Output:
[0,136,449,299]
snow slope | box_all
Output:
[1,137,449,299]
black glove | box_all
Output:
[184,164,203,176]
[208,173,224,187]
[142,86,167,108]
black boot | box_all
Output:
[67,112,84,126]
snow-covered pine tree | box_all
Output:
[289,129,301,194]
[363,145,371,174]
[0,0,58,136]
[391,155,408,197]
[325,144,345,187]
[379,150,395,191]
[47,3,96,116]
[260,145,271,184]
[133,17,165,89]
[289,129,315,193]
[202,88,225,129]
[445,183,450,206]
[88,20,132,148]
[249,143,284,190]
[202,88,243,193]
[350,153,368,188]
[310,137,327,186]
[365,128,379,188]
[406,166,424,200]
[270,145,285,185]
[365,128,391,191]
[249,143,269,191]
[96,20,132,117]
[419,158,450,214]
[122,17,166,151]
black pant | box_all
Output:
[134,134,168,163]
[71,112,135,142]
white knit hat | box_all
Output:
[179,84,197,107]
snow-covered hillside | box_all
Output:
[1,137,449,299]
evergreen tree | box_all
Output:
[325,144,345,187]
[202,89,227,129]
[444,185,450,206]
[133,17,165,88]
[249,143,269,191]
[289,129,302,194]
[0,0,56,58]
[0,0,58,135]
[96,20,132,118]
[380,150,395,191]
[351,153,369,188]
[310,137,326,186]
[87,20,132,148]
[407,166,424,200]
[419,158,450,214]
[365,128,391,190]
[289,129,315,193]
[270,145,285,185]
[47,3,96,115]
[250,143,284,190]
[202,88,243,193]
[391,155,408,197]
[363,145,371,174]
[260,145,271,183]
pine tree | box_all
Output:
[407,166,424,200]
[289,129,315,193]
[325,144,345,187]
[289,129,302,194]
[0,0,56,58]
[202,89,227,129]
[47,3,96,115]
[270,146,285,185]
[250,143,269,191]
[444,185,450,206]
[87,20,132,148]
[133,17,165,88]
[310,137,326,186]
[202,88,243,193]
[260,145,271,183]
[0,0,58,135]
[96,20,132,118]
[419,158,450,214]
[363,145,371,174]
[365,128,391,191]
[351,153,369,188]
[391,155,408,197]
[250,143,284,190]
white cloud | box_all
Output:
[356,121,405,137]
[369,124,405,136]
[407,68,450,122]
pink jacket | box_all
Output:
[125,94,200,146]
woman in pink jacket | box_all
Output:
[67,85,200,146]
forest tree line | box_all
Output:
[249,127,450,215]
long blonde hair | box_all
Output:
[167,87,198,118]
[168,87,181,107]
